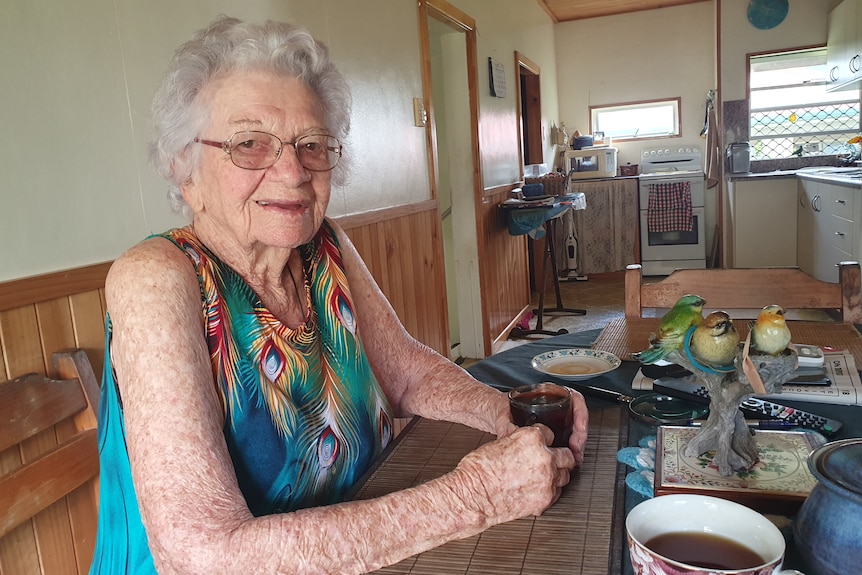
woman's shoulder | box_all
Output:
[106,232,198,300]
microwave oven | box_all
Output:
[563,147,618,180]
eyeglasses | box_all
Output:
[194,131,342,171]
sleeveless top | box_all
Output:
[89,223,394,574]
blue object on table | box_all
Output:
[617,435,657,498]
[503,194,583,238]
[522,183,545,197]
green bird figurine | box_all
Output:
[633,294,706,365]
[750,304,791,355]
[689,311,740,369]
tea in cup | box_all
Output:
[626,494,803,574]
[508,382,573,448]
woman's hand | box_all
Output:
[494,387,589,466]
[450,425,576,526]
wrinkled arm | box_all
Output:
[331,221,588,457]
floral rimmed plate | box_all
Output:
[530,348,621,381]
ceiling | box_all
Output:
[536,0,711,23]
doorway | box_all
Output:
[421,1,483,359]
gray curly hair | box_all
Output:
[148,16,352,219]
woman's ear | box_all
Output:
[180,178,204,213]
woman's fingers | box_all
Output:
[567,389,589,465]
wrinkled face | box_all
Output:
[182,70,331,249]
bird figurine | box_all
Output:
[750,304,792,355]
[688,311,740,370]
[633,294,706,365]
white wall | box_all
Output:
[554,2,716,169]
[0,0,430,282]
[1,0,559,284]
[720,0,843,101]
[457,0,562,186]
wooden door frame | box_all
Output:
[515,52,542,176]
[418,0,491,355]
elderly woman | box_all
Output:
[91,16,588,575]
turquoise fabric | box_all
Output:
[89,223,394,573]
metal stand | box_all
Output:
[510,214,586,339]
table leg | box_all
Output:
[510,215,585,339]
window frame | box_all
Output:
[589,97,682,143]
[747,45,861,161]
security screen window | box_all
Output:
[749,47,860,160]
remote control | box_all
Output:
[653,377,843,436]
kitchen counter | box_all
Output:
[726,169,798,181]
[728,167,861,187]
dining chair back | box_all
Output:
[0,349,100,574]
[624,262,862,323]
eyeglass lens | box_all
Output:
[228,131,341,171]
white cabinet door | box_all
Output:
[827,0,862,90]
[798,178,859,282]
[730,178,798,268]
[797,179,817,275]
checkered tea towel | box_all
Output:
[647,181,693,233]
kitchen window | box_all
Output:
[589,98,680,141]
[749,47,860,160]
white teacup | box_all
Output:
[626,494,804,575]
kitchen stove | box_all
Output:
[638,146,707,276]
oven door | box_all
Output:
[639,206,706,261]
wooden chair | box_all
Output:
[624,262,862,323]
[0,349,100,575]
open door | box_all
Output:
[419,0,485,359]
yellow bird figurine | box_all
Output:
[689,311,740,369]
[750,304,792,355]
[633,294,706,364]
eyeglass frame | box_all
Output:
[194,130,343,172]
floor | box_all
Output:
[510,271,627,342]
[458,271,627,366]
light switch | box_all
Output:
[413,98,427,127]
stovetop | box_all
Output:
[640,145,703,175]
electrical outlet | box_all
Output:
[413,98,427,127]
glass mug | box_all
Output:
[507,382,573,448]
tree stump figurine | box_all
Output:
[665,346,797,476]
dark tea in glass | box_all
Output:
[508,383,573,448]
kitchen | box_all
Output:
[539,0,860,287]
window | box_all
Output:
[589,98,680,141]
[749,48,860,160]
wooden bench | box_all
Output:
[0,349,100,574]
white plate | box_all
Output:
[530,348,621,381]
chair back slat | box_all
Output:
[625,262,862,322]
[0,349,101,574]
[0,374,88,453]
[0,429,99,538]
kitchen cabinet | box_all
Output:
[728,178,797,268]
[827,0,862,91]
[797,177,859,283]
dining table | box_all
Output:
[351,326,862,575]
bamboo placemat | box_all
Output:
[592,317,862,366]
[353,408,625,575]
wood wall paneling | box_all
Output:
[478,185,532,353]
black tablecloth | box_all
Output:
[466,329,862,574]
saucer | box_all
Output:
[531,348,621,381]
